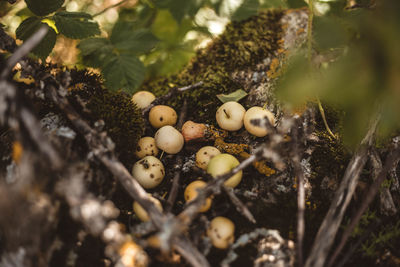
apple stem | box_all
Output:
[223,109,230,119]
[262,101,268,110]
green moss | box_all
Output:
[140,10,284,123]
[68,69,144,166]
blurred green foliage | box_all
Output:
[277,0,400,146]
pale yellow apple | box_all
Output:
[131,91,155,109]
[132,156,165,189]
[133,194,163,222]
[135,136,158,158]
[195,146,221,170]
[154,126,184,154]
[184,180,212,212]
[206,153,242,188]
[216,101,246,131]
[243,106,275,137]
[149,105,177,128]
[207,216,235,249]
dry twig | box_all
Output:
[327,141,400,267]
[305,116,380,267]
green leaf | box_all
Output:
[259,0,287,8]
[16,17,57,59]
[77,37,113,67]
[102,53,145,92]
[154,0,204,21]
[314,16,349,50]
[24,0,64,16]
[110,21,158,53]
[53,11,100,39]
[217,89,248,103]
[232,0,259,21]
[151,9,179,42]
[286,0,307,8]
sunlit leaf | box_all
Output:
[53,11,100,39]
[16,17,57,59]
[217,89,248,103]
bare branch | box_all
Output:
[223,186,256,223]
[93,0,130,17]
[1,26,48,79]
[327,143,400,267]
[304,116,380,267]
[142,81,203,115]
[291,121,306,267]
[179,148,263,225]
[166,99,188,211]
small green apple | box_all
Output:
[206,153,242,188]
[216,101,246,131]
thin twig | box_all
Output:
[304,116,380,267]
[93,0,130,17]
[166,100,188,211]
[178,150,263,225]
[222,186,256,223]
[174,236,211,267]
[142,81,203,115]
[317,97,336,139]
[326,145,400,267]
[291,121,305,267]
[1,26,48,79]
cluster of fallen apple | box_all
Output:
[130,90,276,249]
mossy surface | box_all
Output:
[68,70,144,166]
[141,10,284,123]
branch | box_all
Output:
[291,122,306,267]
[93,0,130,17]
[142,81,203,115]
[222,186,256,223]
[304,116,380,267]
[166,99,188,211]
[327,143,400,267]
[1,26,48,80]
[178,149,263,225]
